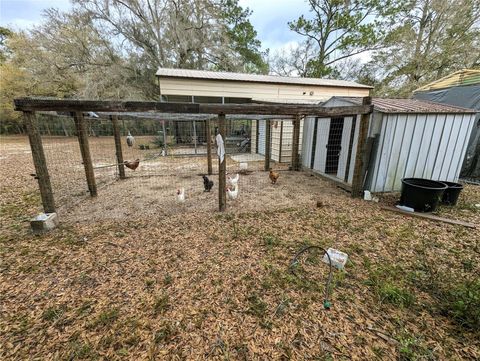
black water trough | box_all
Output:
[400,178,448,212]
[440,181,463,206]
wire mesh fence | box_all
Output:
[33,113,305,216]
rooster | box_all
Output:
[126,131,135,147]
[202,175,214,192]
[226,184,239,200]
[269,169,280,184]
[227,173,239,188]
[124,159,140,171]
[176,188,185,203]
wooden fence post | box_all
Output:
[206,118,213,175]
[23,111,56,213]
[218,114,227,211]
[351,96,372,197]
[264,119,271,171]
[110,114,125,179]
[291,115,301,170]
[73,112,97,197]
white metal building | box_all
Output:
[302,97,477,192]
[156,68,371,163]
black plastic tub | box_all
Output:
[400,178,448,212]
[440,181,463,206]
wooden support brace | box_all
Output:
[206,119,213,175]
[291,115,301,170]
[110,114,125,179]
[73,112,97,197]
[23,111,56,213]
[264,119,271,171]
[218,114,227,211]
[351,97,372,198]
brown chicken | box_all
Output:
[269,169,279,184]
[124,159,140,171]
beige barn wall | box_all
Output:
[159,78,370,102]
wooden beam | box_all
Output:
[218,114,227,211]
[14,97,373,116]
[279,121,283,163]
[381,206,476,229]
[73,112,97,196]
[291,115,301,170]
[206,119,213,175]
[23,111,56,213]
[110,114,125,179]
[264,119,271,171]
[351,97,372,198]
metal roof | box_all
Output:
[335,97,476,114]
[414,69,480,92]
[156,68,372,89]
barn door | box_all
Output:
[325,117,344,174]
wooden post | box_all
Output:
[162,120,167,155]
[264,119,271,171]
[351,96,372,198]
[193,120,197,154]
[206,119,213,175]
[279,121,283,163]
[110,114,125,179]
[218,114,227,211]
[291,115,301,170]
[73,112,97,197]
[23,111,56,213]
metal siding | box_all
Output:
[313,118,331,173]
[403,114,427,179]
[302,117,314,168]
[374,114,396,191]
[413,114,437,177]
[445,114,467,180]
[370,115,387,192]
[347,117,360,184]
[371,112,474,192]
[336,117,353,179]
[392,114,416,190]
[423,114,447,179]
[434,114,457,180]
[452,114,476,180]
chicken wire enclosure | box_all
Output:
[16,97,372,219]
[29,112,284,215]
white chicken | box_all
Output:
[176,188,185,203]
[126,131,135,147]
[226,184,239,200]
[227,173,240,188]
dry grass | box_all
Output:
[1,135,479,360]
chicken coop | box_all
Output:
[16,97,373,225]
[302,97,477,193]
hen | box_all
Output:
[226,184,239,200]
[126,131,135,147]
[176,188,185,203]
[227,173,239,187]
[202,175,214,192]
[269,169,279,184]
[124,159,140,171]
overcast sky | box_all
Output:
[0,0,309,54]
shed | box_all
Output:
[413,69,480,178]
[156,68,371,162]
[302,97,477,192]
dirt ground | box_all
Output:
[1,136,479,360]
